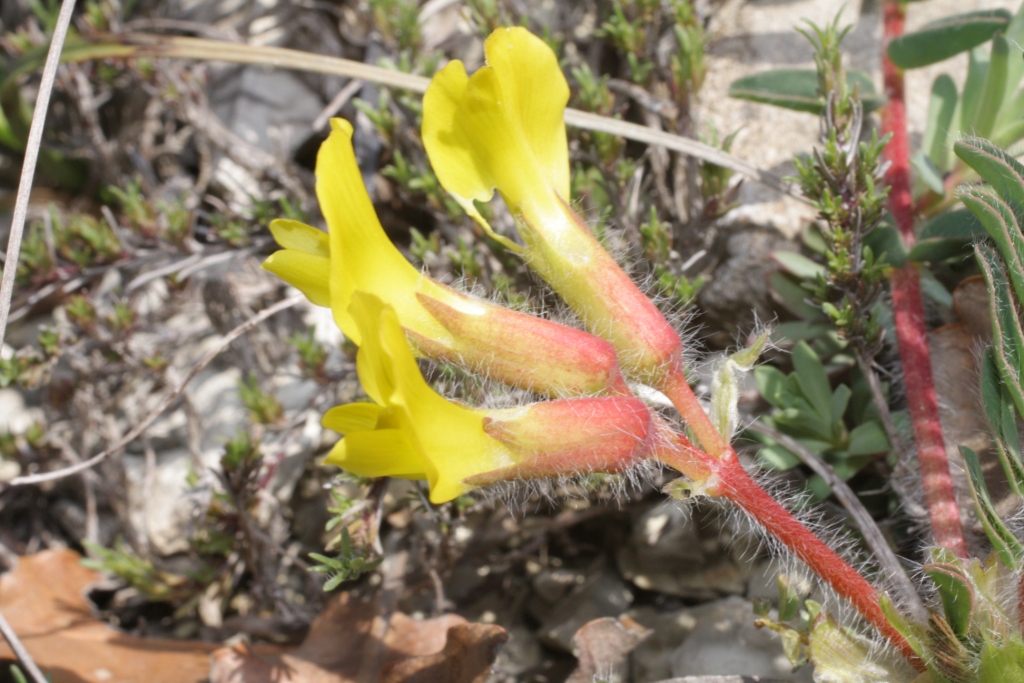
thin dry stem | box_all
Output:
[38,32,800,199]
[0,610,48,683]
[0,0,78,348]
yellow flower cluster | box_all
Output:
[265,28,694,502]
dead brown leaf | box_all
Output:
[380,623,508,683]
[210,591,506,683]
[566,615,651,683]
[0,549,215,683]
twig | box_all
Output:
[0,610,48,683]
[313,78,365,131]
[744,420,926,622]
[7,294,302,486]
[0,0,78,348]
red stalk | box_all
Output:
[656,438,920,665]
[881,0,967,557]
[660,363,728,458]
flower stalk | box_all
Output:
[881,0,967,558]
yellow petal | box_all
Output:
[269,219,329,258]
[348,292,397,405]
[322,430,425,480]
[482,27,570,200]
[262,249,330,307]
[322,403,383,434]
[422,27,569,236]
[317,118,453,345]
[372,303,513,503]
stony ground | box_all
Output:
[0,0,1012,681]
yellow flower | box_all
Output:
[262,118,628,397]
[422,27,683,384]
[322,293,654,503]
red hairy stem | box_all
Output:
[881,0,967,557]
[716,456,921,665]
[660,363,728,458]
[656,438,920,665]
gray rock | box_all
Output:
[539,560,634,651]
[696,222,796,347]
[669,597,814,682]
[616,502,747,600]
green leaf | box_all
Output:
[770,272,825,320]
[728,68,883,114]
[810,607,918,681]
[981,348,1024,496]
[918,208,986,242]
[961,140,1024,204]
[1000,1,1024,102]
[755,365,792,409]
[978,637,1024,683]
[976,245,1024,420]
[878,594,925,657]
[757,443,801,471]
[886,9,1011,69]
[924,560,974,639]
[773,250,825,279]
[959,45,990,136]
[922,74,958,172]
[776,574,802,622]
[919,269,953,310]
[771,321,832,345]
[791,341,832,420]
[961,445,1024,570]
[829,384,851,425]
[911,150,945,194]
[961,190,1024,304]
[846,421,889,456]
[972,32,1010,139]
[863,221,907,268]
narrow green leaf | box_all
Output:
[770,321,832,345]
[1001,1,1024,99]
[923,74,958,172]
[757,443,801,470]
[728,68,883,114]
[956,137,1024,216]
[846,421,889,456]
[909,207,986,263]
[777,574,802,622]
[830,384,851,425]
[978,638,1024,683]
[959,45,991,135]
[770,272,824,320]
[961,190,1024,302]
[773,250,825,279]
[878,594,926,657]
[755,365,792,409]
[792,341,832,420]
[975,245,1024,418]
[919,269,953,310]
[972,33,1010,139]
[924,561,975,639]
[981,348,1024,496]
[961,445,1024,570]
[911,150,946,194]
[863,222,908,268]
[886,9,1011,69]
